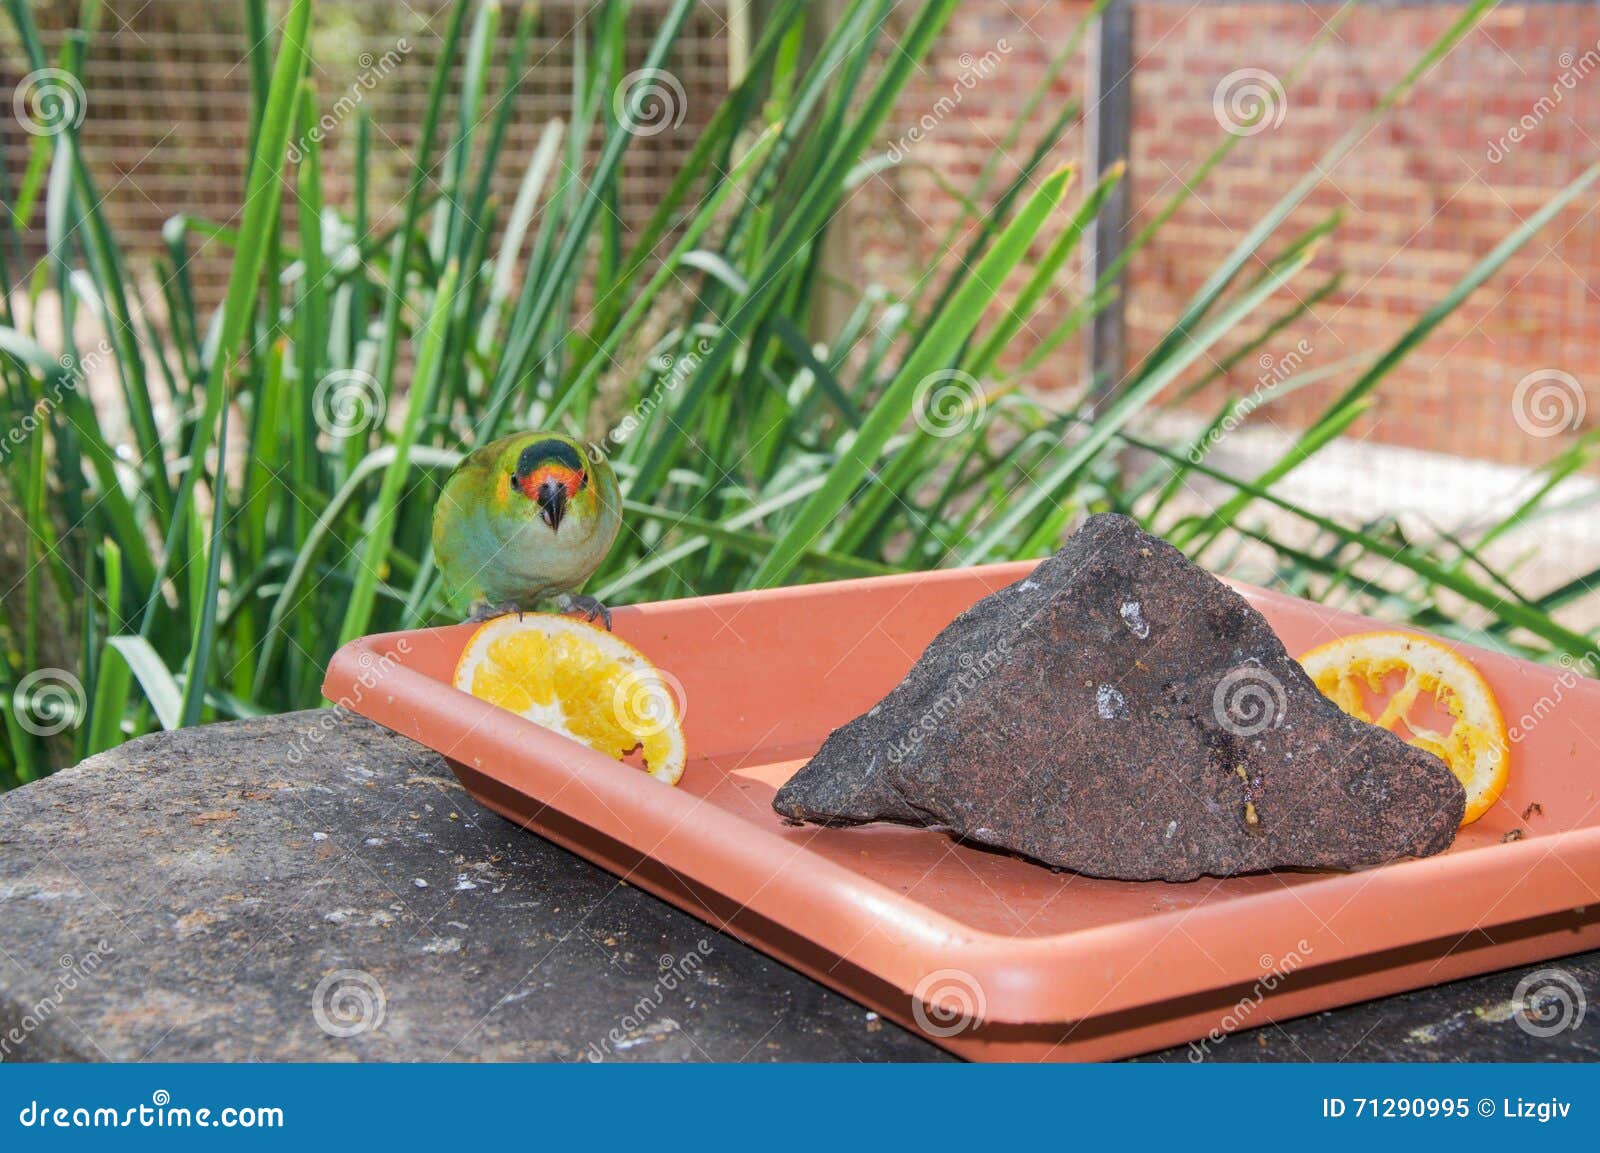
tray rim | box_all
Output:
[323,564,1600,1027]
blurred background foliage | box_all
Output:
[2,0,1598,787]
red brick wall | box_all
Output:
[860,2,1600,468]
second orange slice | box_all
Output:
[1298,630,1508,826]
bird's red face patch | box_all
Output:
[515,464,584,503]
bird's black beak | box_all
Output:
[537,478,567,532]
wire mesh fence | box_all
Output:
[5,1,1596,476]
[2,0,734,303]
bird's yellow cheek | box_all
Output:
[495,471,512,505]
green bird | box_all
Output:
[432,431,622,627]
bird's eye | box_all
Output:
[576,471,587,491]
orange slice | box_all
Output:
[1298,630,1508,825]
[452,614,687,785]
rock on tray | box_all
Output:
[773,514,1465,881]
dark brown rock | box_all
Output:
[774,514,1465,881]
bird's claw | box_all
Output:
[556,593,612,631]
[466,600,524,624]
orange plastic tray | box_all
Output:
[324,565,1600,1061]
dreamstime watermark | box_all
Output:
[587,336,712,461]
[1189,339,1313,462]
[287,40,411,163]
[0,941,115,1061]
[1212,68,1287,137]
[16,1091,283,1130]
[1511,369,1585,438]
[285,640,412,767]
[1,340,114,466]
[911,968,987,1038]
[1212,661,1287,738]
[13,68,86,137]
[1509,649,1598,744]
[913,369,986,438]
[611,666,688,740]
[313,368,386,439]
[1513,968,1587,1038]
[886,638,1011,765]
[9,668,87,738]
[584,939,714,1061]
[886,39,1011,162]
[1487,42,1600,163]
[1187,939,1313,1060]
[311,968,386,1038]
[613,68,686,137]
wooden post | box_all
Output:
[1084,0,1133,402]
[808,0,857,348]
[726,0,751,87]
